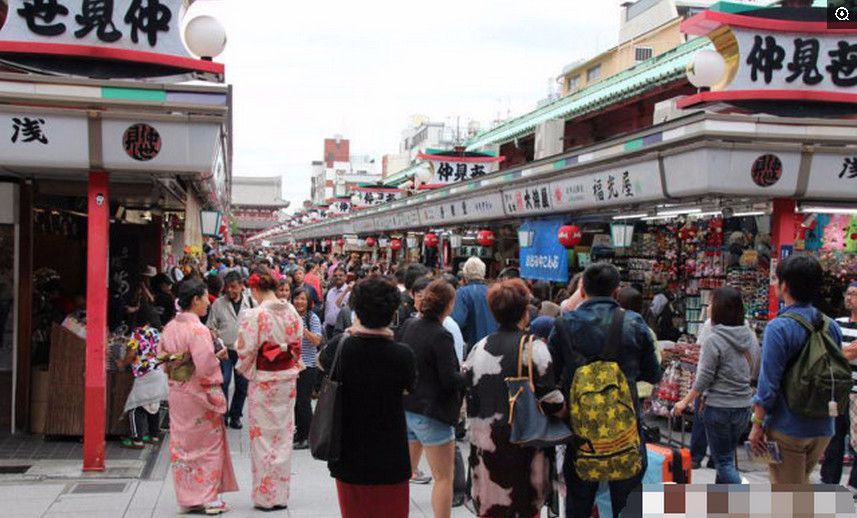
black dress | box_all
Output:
[318,333,416,485]
[464,328,564,517]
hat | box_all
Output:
[288,254,296,260]
[141,266,157,278]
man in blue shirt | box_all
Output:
[451,257,498,348]
[750,255,843,484]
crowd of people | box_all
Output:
[114,245,857,517]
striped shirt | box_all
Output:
[301,311,323,368]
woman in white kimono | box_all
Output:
[235,268,303,511]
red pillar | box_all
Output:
[769,198,797,319]
[83,171,109,472]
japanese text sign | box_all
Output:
[519,218,569,283]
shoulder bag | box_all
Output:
[507,333,572,448]
[309,334,346,461]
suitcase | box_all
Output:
[644,413,692,484]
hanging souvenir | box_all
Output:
[805,214,829,251]
[822,215,846,251]
[845,215,857,254]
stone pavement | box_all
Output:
[0,420,851,518]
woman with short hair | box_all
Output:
[318,277,416,518]
[464,278,564,518]
[161,279,238,515]
[397,279,463,518]
[674,286,759,484]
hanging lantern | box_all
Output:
[406,234,419,248]
[424,233,439,248]
[365,236,377,248]
[390,238,403,251]
[476,229,495,247]
[336,238,345,248]
[558,224,582,248]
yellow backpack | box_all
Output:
[569,308,642,482]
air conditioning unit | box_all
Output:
[534,118,565,160]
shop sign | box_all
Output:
[0,109,89,169]
[328,199,352,215]
[519,218,569,283]
[803,152,857,200]
[417,152,504,188]
[102,118,221,172]
[751,154,782,187]
[551,160,662,211]
[0,0,220,78]
[502,183,554,216]
[352,187,402,208]
[679,12,857,110]
[390,210,420,230]
[352,218,375,234]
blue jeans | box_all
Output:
[221,349,248,419]
[690,398,708,463]
[702,405,750,484]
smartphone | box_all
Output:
[213,338,225,354]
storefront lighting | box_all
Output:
[200,210,222,237]
[733,211,766,217]
[184,16,228,60]
[799,205,857,215]
[658,208,702,218]
[612,213,648,221]
[687,49,726,88]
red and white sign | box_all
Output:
[352,187,402,208]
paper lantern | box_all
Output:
[477,230,495,247]
[424,233,439,248]
[390,239,403,251]
[365,236,377,248]
[336,238,345,248]
[185,15,227,59]
[558,225,582,248]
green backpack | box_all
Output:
[568,308,642,482]
[781,312,851,419]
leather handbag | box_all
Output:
[309,335,346,462]
[506,334,572,448]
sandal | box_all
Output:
[120,438,145,449]
[204,501,229,515]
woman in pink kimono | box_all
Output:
[236,269,303,511]
[160,279,238,515]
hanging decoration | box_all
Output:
[390,238,403,251]
[558,224,582,248]
[424,233,439,249]
[365,236,377,248]
[476,229,495,247]
[336,238,345,248]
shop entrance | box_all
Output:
[0,225,15,432]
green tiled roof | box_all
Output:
[465,36,713,150]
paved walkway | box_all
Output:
[0,420,851,517]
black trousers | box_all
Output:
[295,367,318,442]
[129,406,160,440]
[821,410,857,487]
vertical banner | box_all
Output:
[520,218,569,283]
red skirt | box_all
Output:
[336,480,409,518]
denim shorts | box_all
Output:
[405,411,454,447]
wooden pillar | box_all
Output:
[769,198,796,319]
[83,171,109,472]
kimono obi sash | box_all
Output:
[257,341,301,372]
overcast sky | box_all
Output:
[188,0,621,208]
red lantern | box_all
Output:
[390,238,403,251]
[424,233,439,248]
[365,236,377,248]
[558,225,582,248]
[336,238,345,248]
[476,230,495,247]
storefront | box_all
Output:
[0,0,230,472]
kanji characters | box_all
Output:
[17,0,69,36]
[11,117,49,144]
[436,162,453,182]
[827,41,857,88]
[125,0,172,47]
[532,188,541,209]
[454,163,468,182]
[746,35,785,84]
[786,38,823,85]
[622,171,634,197]
[540,187,550,208]
[606,175,619,199]
[470,164,486,178]
[592,179,604,202]
[524,190,533,210]
[122,123,161,161]
[841,157,857,179]
[75,0,122,42]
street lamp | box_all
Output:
[687,49,726,89]
[185,16,228,60]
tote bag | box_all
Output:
[309,335,346,462]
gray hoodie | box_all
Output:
[692,323,760,408]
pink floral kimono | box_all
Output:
[160,312,238,508]
[236,299,303,509]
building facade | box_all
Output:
[232,176,288,243]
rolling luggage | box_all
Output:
[643,413,692,484]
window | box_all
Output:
[567,75,580,92]
[586,64,601,83]
[635,47,653,63]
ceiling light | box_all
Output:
[612,213,648,221]
[799,205,857,215]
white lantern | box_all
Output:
[184,16,228,60]
[687,50,726,88]
[449,234,463,248]
[414,165,434,186]
[351,193,362,206]
[406,235,418,248]
[378,236,390,248]
[400,180,414,192]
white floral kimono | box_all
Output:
[236,299,304,509]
